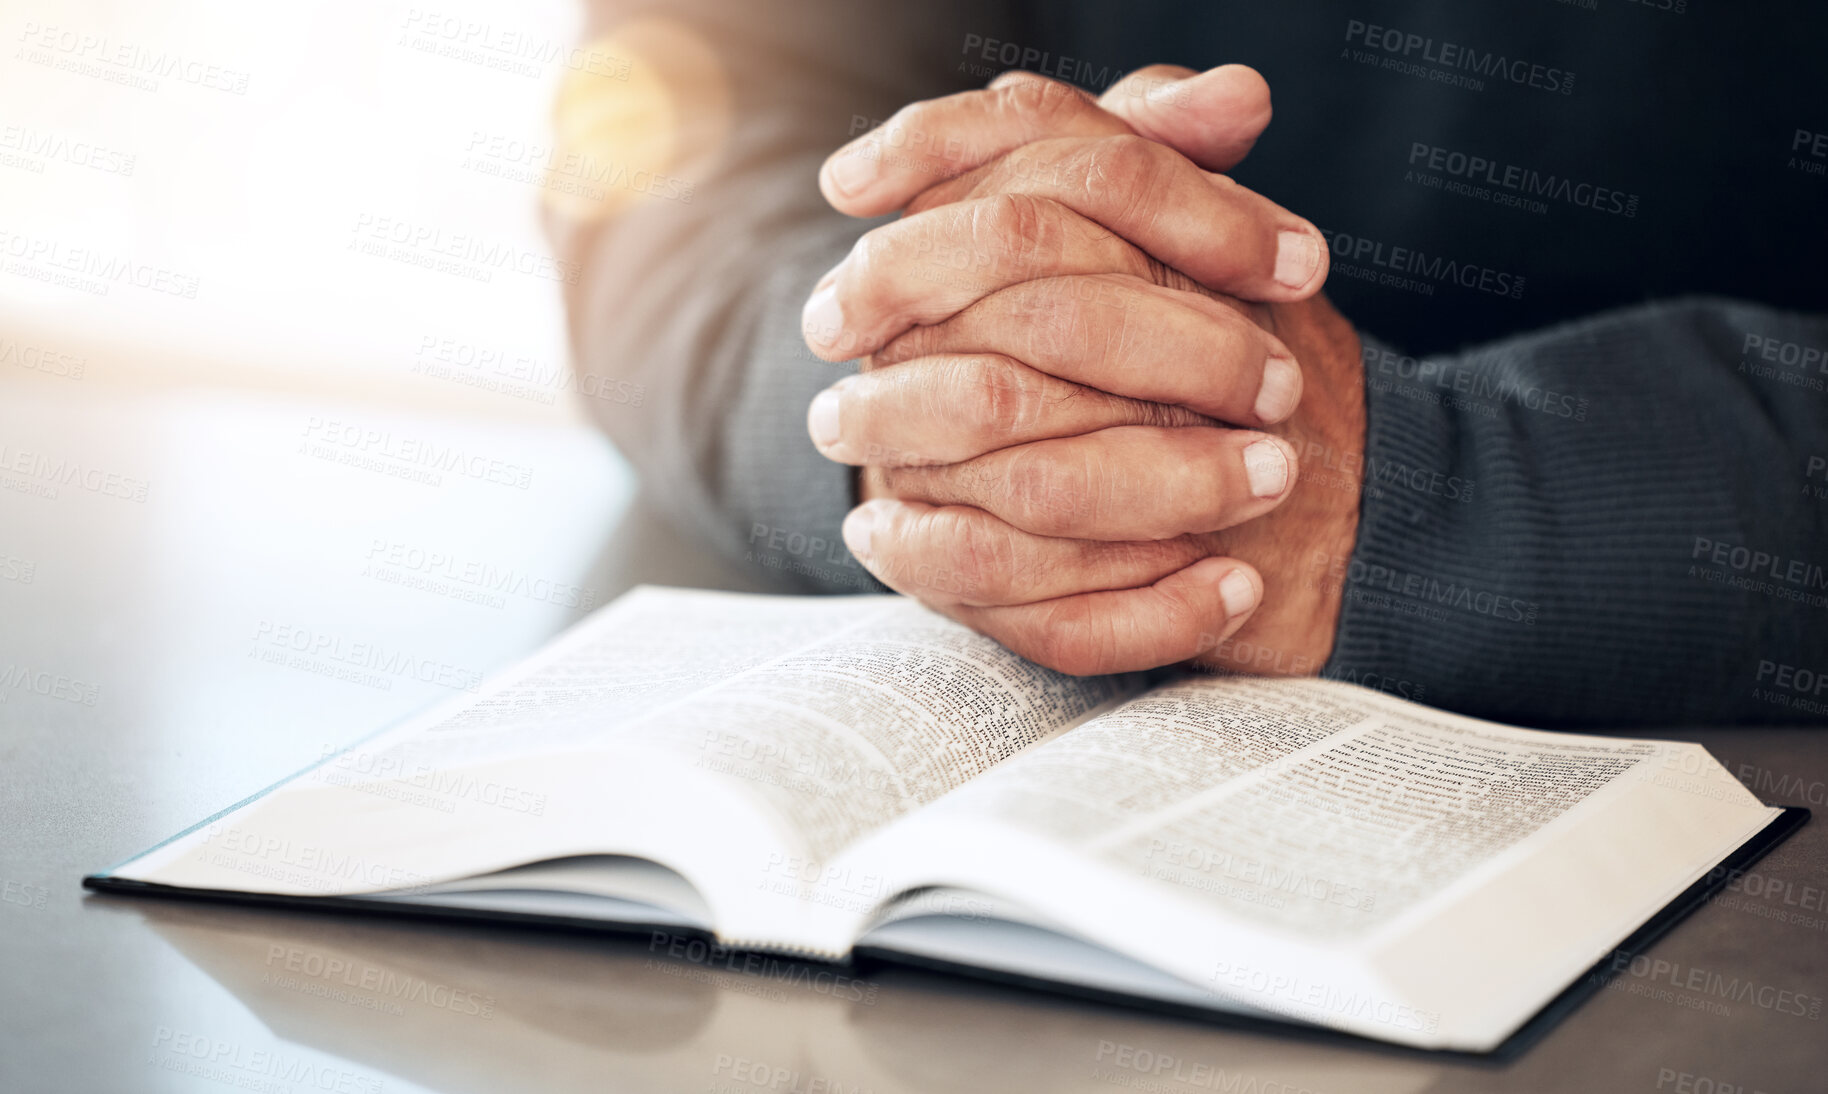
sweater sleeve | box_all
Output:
[550,0,997,593]
[1324,297,1828,727]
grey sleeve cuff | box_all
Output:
[1323,298,1828,727]
[717,239,885,594]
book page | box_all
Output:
[112,588,1134,949]
[346,586,890,770]
[898,675,1664,939]
[617,598,1137,864]
[844,674,1776,1047]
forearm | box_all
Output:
[1325,298,1828,726]
[553,0,993,591]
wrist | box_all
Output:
[1197,293,1364,674]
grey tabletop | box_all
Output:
[3,388,1824,1094]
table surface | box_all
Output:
[3,387,1825,1094]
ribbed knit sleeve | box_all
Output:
[554,0,991,595]
[1325,298,1828,727]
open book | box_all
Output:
[87,587,1803,1052]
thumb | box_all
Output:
[1096,64,1273,172]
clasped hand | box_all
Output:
[803,66,1366,677]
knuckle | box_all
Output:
[1022,284,1083,364]
[879,100,935,162]
[1086,134,1169,197]
[958,356,1043,442]
[978,192,1058,269]
[1206,171,1243,196]
[843,381,897,465]
[1181,470,1221,532]
[1190,454,1236,531]
[1028,606,1116,676]
[998,76,1088,126]
[1007,279,1098,368]
[1135,445,1204,533]
[1152,586,1200,644]
[995,445,1066,531]
[933,509,1014,601]
[1078,135,1180,241]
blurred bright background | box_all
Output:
[0,8,766,1088]
[0,0,591,417]
[0,0,758,812]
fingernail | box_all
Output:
[824,141,878,199]
[841,502,879,561]
[1274,230,1320,290]
[1253,356,1300,423]
[1219,569,1259,619]
[802,285,843,350]
[808,387,842,452]
[1244,438,1290,498]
